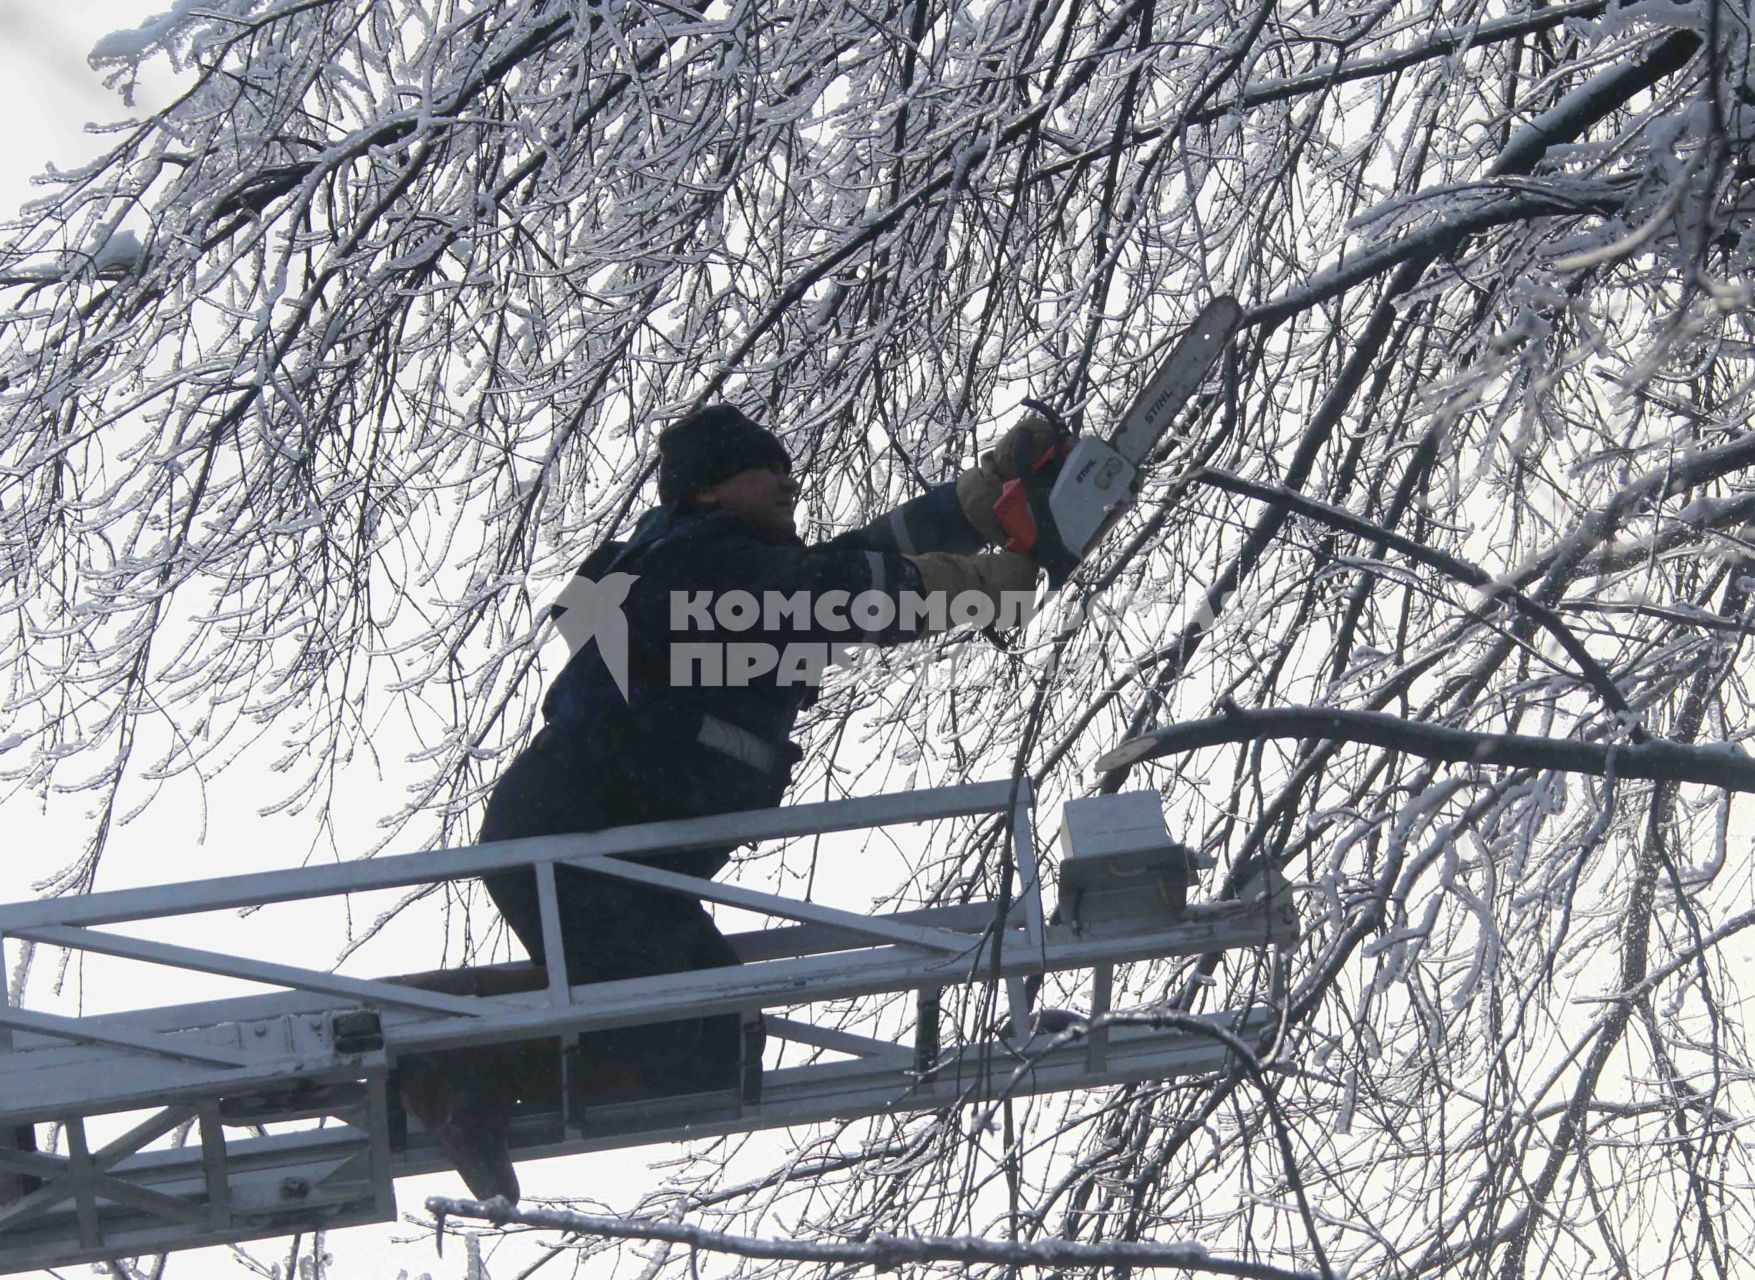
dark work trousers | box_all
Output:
[477,727,783,1095]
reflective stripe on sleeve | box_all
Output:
[866,551,887,596]
[861,551,889,643]
[886,507,919,555]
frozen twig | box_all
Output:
[1190,466,1642,732]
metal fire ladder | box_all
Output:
[0,780,1296,1273]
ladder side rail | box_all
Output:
[0,782,1021,933]
[771,1012,1268,1094]
[61,1143,212,1233]
[385,904,1295,1055]
[45,1013,1273,1192]
[50,1125,388,1187]
[392,1009,1278,1174]
[577,858,985,957]
[0,1051,366,1128]
[6,903,1017,1049]
[0,905,1293,1115]
[10,926,486,1018]
[0,1005,266,1068]
[0,1128,388,1276]
[0,782,1026,1068]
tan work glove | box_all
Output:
[905,550,1040,634]
[956,416,1065,546]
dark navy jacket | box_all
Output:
[543,480,984,794]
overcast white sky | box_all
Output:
[0,11,697,1275]
[0,2,171,220]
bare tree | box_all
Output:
[2,0,1751,1275]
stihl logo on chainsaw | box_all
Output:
[995,297,1243,587]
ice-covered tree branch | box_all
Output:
[1187,465,1642,729]
[1097,704,1755,791]
[424,1197,1329,1280]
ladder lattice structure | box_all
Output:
[0,780,1296,1273]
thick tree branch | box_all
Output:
[1097,705,1755,791]
[425,1198,1328,1279]
[1249,192,1624,329]
[1029,1,1624,186]
[1193,1,1613,122]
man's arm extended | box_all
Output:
[829,419,1062,556]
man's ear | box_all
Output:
[690,483,720,509]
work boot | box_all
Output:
[400,1056,521,1203]
[1032,1008,1087,1035]
[434,1091,520,1204]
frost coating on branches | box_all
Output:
[1,0,1753,1275]
[425,1195,1328,1279]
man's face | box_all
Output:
[695,463,799,540]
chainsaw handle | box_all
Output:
[993,431,1066,550]
[995,428,1081,588]
[1019,396,1076,440]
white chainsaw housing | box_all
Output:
[1047,436,1138,556]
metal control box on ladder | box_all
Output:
[0,780,1297,1272]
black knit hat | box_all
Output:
[657,405,791,504]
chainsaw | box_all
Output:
[994,296,1244,587]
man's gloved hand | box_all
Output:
[905,549,1040,634]
[956,416,1066,545]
